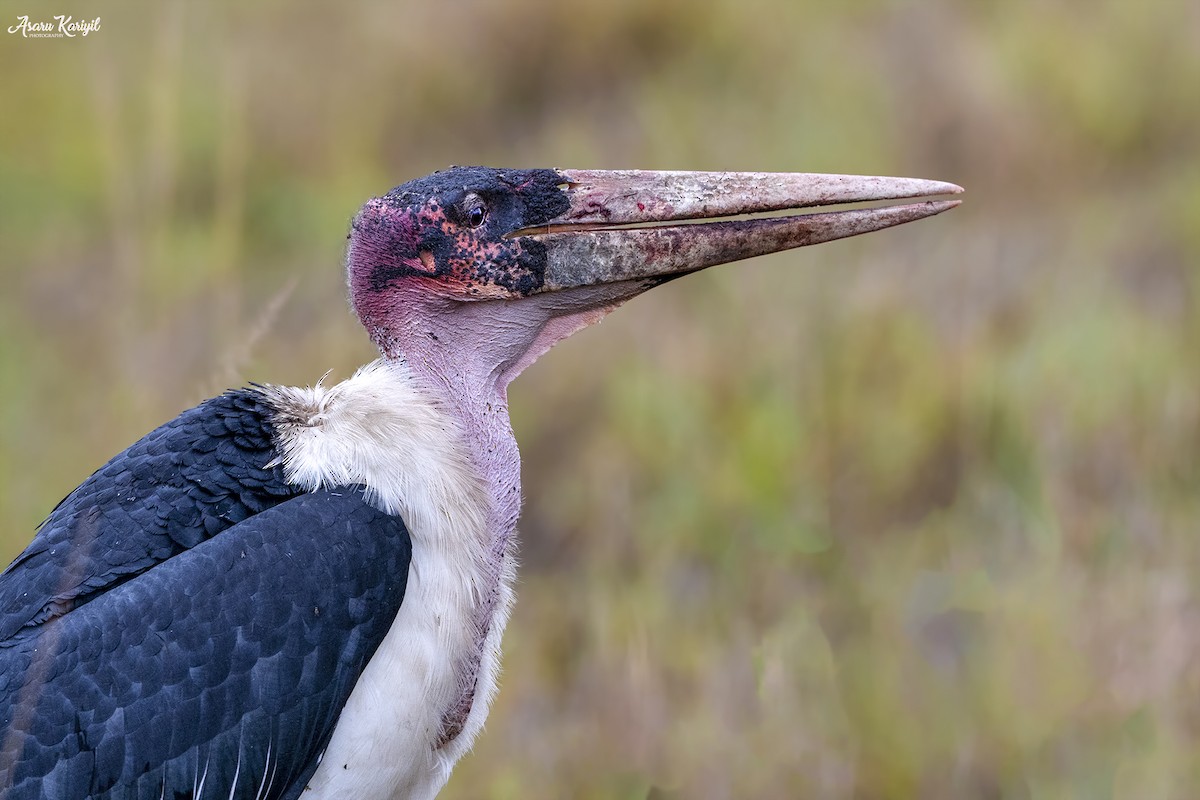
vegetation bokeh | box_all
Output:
[3,1,1199,797]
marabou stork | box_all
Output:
[0,167,960,799]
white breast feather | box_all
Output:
[260,360,511,800]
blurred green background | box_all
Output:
[3,1,1199,797]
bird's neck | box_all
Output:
[364,284,641,534]
[370,296,536,560]
[379,309,520,522]
[369,299,538,754]
[402,351,522,555]
[353,286,638,754]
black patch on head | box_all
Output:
[383,166,569,231]
[363,167,572,297]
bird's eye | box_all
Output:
[464,196,487,228]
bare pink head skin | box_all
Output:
[345,166,961,733]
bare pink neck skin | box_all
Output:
[352,275,646,743]
[354,279,643,584]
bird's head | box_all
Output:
[347,166,961,390]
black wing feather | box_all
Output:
[0,392,415,798]
[0,487,411,799]
[1,390,297,641]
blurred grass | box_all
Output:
[3,0,1200,797]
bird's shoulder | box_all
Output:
[0,388,299,642]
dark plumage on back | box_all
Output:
[0,390,295,640]
[0,392,414,799]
